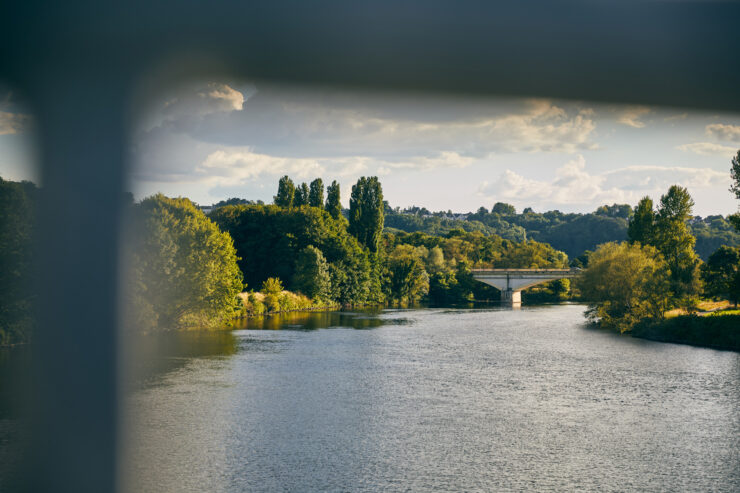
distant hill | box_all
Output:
[383,203,740,260]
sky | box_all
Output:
[2,80,740,217]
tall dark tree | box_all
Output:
[325,180,342,220]
[274,175,295,208]
[294,182,309,207]
[308,178,324,208]
[628,197,655,245]
[349,176,385,252]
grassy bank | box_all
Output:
[631,311,740,351]
[236,291,339,318]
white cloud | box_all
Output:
[160,83,245,121]
[197,149,325,186]
[705,123,740,143]
[0,111,31,135]
[676,142,737,156]
[478,155,630,207]
[478,157,727,210]
[617,106,651,128]
[602,165,729,190]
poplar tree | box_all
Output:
[274,175,295,208]
[294,182,309,207]
[627,197,655,245]
[308,178,324,208]
[325,180,342,220]
[654,185,702,302]
[730,150,740,232]
[349,176,384,252]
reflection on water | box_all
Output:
[120,305,740,492]
[233,308,412,331]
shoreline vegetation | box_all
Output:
[2,149,740,352]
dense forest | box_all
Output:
[1,149,739,346]
[385,202,740,260]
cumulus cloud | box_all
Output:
[617,106,651,128]
[478,156,727,210]
[162,82,245,118]
[676,142,737,156]
[196,149,326,186]
[0,110,31,135]
[705,123,740,143]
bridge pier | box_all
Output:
[500,288,521,306]
[471,268,577,306]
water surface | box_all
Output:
[122,305,739,492]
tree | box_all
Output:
[730,150,740,232]
[125,194,244,331]
[325,180,342,220]
[292,245,331,300]
[294,182,309,207]
[0,177,36,345]
[274,175,295,208]
[492,202,516,215]
[348,176,384,252]
[730,149,740,200]
[654,186,702,303]
[575,242,671,332]
[309,178,324,208]
[627,197,655,245]
[261,277,283,312]
[383,244,429,303]
[701,246,740,305]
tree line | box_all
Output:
[2,149,738,341]
[577,150,740,333]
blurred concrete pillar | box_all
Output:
[22,70,130,493]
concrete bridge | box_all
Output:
[472,268,579,306]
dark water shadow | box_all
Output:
[232,308,413,331]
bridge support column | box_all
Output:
[501,288,521,306]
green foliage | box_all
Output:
[325,180,342,220]
[654,186,702,303]
[274,175,295,208]
[125,194,244,331]
[349,176,384,252]
[731,214,740,233]
[383,245,430,303]
[576,242,672,332]
[492,202,516,215]
[730,149,740,200]
[0,177,36,345]
[308,178,324,208]
[689,215,740,259]
[211,203,381,305]
[701,246,740,304]
[261,277,283,295]
[294,182,309,207]
[293,246,331,300]
[595,203,633,219]
[628,197,655,245]
[383,229,567,303]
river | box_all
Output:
[117,304,739,492]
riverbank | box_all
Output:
[631,313,740,352]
